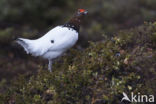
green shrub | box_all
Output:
[0,22,156,103]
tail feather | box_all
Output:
[16,38,44,56]
[16,38,30,54]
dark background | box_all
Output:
[0,0,156,86]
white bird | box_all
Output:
[16,9,88,72]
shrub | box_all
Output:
[0,21,156,103]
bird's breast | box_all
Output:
[42,51,64,60]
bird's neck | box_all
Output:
[63,17,81,33]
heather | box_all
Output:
[0,0,156,104]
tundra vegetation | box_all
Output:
[0,0,156,104]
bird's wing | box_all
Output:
[47,27,78,51]
[35,26,78,56]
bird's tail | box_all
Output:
[16,38,32,54]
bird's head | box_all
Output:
[71,9,88,23]
[77,9,88,15]
[76,9,88,16]
[65,9,88,32]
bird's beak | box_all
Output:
[84,10,88,15]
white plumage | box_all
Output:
[16,9,88,72]
[17,26,78,72]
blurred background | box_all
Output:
[0,0,156,82]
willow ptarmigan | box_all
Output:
[16,9,88,72]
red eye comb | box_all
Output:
[79,9,85,13]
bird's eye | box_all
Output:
[51,40,54,43]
